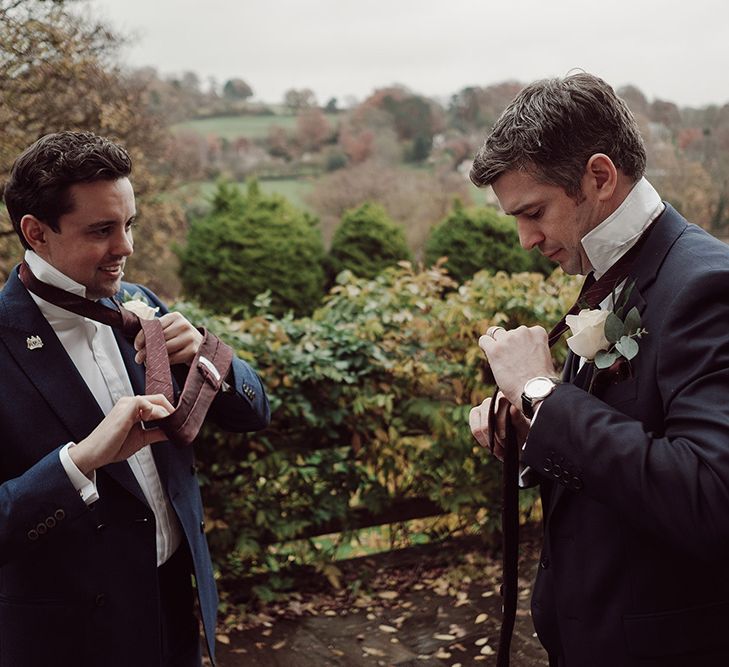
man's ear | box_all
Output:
[20,215,49,252]
[584,154,618,201]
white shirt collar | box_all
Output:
[24,249,88,297]
[24,250,92,325]
[581,177,664,279]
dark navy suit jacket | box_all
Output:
[524,205,729,666]
[0,267,269,667]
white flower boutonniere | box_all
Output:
[120,290,159,320]
[566,279,648,389]
[565,309,610,361]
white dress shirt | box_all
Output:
[25,250,182,566]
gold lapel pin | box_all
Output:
[26,335,43,350]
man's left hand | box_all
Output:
[479,325,557,406]
[133,312,203,366]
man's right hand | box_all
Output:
[469,392,530,462]
[68,394,175,476]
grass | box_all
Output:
[172,113,340,141]
[181,178,316,212]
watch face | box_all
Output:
[525,377,556,400]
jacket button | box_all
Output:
[96,523,106,531]
[552,464,562,477]
[36,523,47,535]
[200,520,205,534]
[45,516,56,529]
[27,529,39,541]
[543,457,552,472]
[571,476,584,491]
[54,509,66,521]
[540,558,550,569]
[95,593,106,607]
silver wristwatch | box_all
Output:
[521,376,560,419]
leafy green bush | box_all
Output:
[425,200,555,283]
[326,203,412,282]
[174,264,580,603]
[177,181,325,316]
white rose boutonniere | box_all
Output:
[565,309,610,360]
[120,290,159,320]
[565,279,648,391]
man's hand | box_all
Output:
[68,394,175,476]
[478,325,557,407]
[469,392,530,462]
[133,312,203,366]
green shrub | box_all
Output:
[177,181,325,316]
[326,203,412,281]
[174,264,580,603]
[425,200,555,283]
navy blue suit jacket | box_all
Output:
[524,205,729,666]
[0,267,269,667]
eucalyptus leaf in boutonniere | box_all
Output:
[120,289,159,320]
[566,279,648,392]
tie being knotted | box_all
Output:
[19,262,234,447]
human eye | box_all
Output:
[125,217,137,231]
[526,208,543,220]
[92,225,113,237]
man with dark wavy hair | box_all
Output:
[0,131,270,667]
[469,74,729,666]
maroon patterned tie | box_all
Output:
[18,262,233,447]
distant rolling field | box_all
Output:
[172,113,340,140]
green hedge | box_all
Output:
[326,202,412,282]
[177,181,325,317]
[175,264,580,602]
[425,201,555,282]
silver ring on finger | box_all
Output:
[486,325,506,339]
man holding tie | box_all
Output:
[0,131,270,666]
[469,74,729,666]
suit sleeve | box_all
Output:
[137,285,270,432]
[0,447,90,566]
[523,267,729,560]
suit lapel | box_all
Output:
[0,269,148,506]
[0,268,104,444]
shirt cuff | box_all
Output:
[518,401,546,488]
[59,443,99,505]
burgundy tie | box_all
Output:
[19,262,234,447]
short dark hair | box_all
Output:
[3,131,132,249]
[470,73,646,200]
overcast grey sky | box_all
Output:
[90,0,729,108]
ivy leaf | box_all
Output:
[595,349,618,369]
[604,312,624,344]
[616,335,639,360]
[623,306,641,335]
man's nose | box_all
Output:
[112,227,134,256]
[516,220,543,251]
